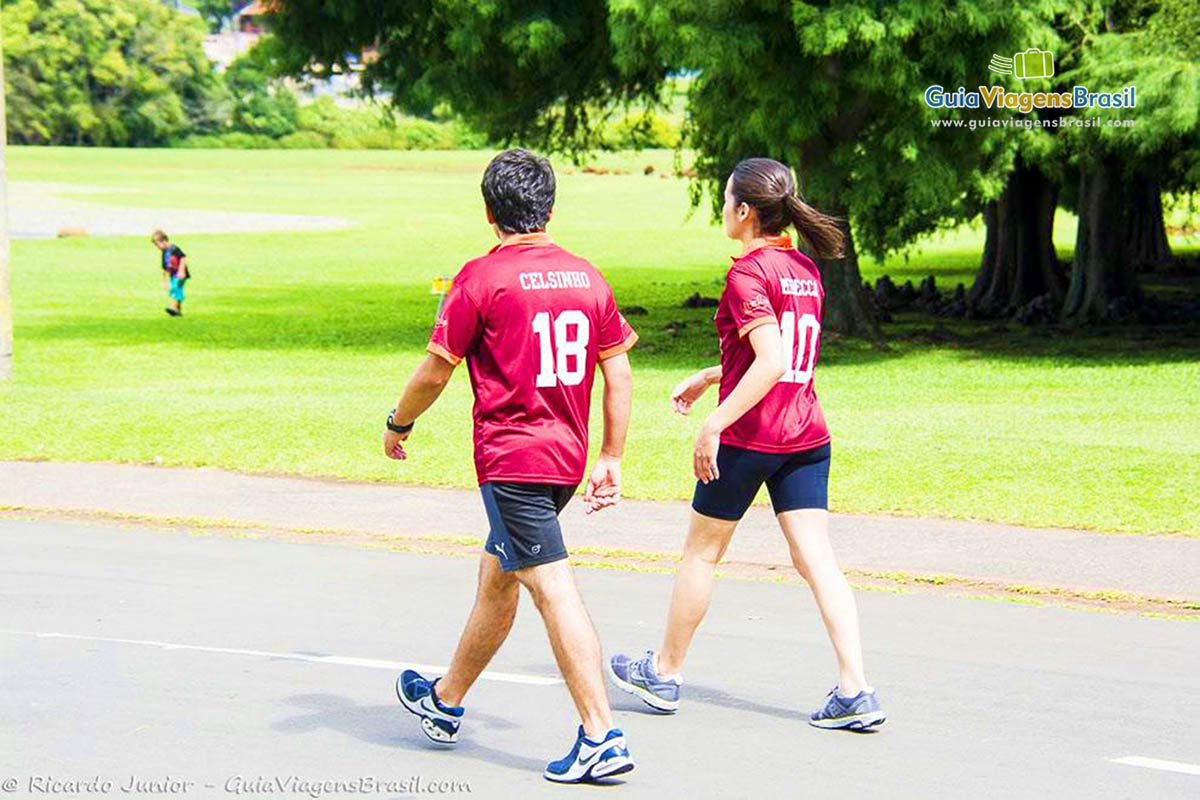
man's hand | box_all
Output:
[671,370,714,415]
[583,455,622,514]
[693,420,721,483]
[383,428,410,461]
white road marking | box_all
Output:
[0,630,561,686]
[1109,756,1200,776]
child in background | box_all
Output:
[151,230,189,317]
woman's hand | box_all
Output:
[693,420,721,483]
[671,371,714,415]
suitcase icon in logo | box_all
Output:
[1013,49,1054,80]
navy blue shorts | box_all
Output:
[691,442,831,521]
[481,482,576,571]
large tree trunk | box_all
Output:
[968,159,1063,316]
[1062,158,1144,324]
[815,216,882,341]
[1126,174,1171,272]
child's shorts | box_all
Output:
[168,275,187,302]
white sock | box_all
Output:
[652,652,683,684]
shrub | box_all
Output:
[604,112,682,150]
[277,130,329,149]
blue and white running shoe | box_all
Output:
[544,726,635,783]
[607,650,681,713]
[395,669,464,744]
[808,686,886,730]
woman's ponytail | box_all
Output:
[784,194,845,259]
[731,157,846,259]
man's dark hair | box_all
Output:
[481,149,556,234]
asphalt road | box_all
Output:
[2,518,1197,799]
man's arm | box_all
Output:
[175,256,188,279]
[584,352,632,512]
[383,353,456,460]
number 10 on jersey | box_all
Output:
[532,310,590,387]
[779,311,820,385]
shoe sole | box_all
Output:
[543,756,635,783]
[605,659,678,713]
[394,675,458,745]
[809,711,886,730]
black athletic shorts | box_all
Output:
[691,442,831,521]
[481,481,577,571]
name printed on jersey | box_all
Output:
[780,277,820,298]
[519,271,593,291]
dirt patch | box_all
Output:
[9,181,351,238]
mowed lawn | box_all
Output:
[3,147,1197,536]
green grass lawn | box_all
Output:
[3,147,1197,536]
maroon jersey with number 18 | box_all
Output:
[428,233,638,485]
[714,235,830,453]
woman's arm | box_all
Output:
[671,365,721,415]
[693,324,785,482]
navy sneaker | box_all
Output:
[607,650,681,713]
[395,669,464,744]
[808,686,886,730]
[544,726,634,783]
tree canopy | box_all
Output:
[273,0,1044,336]
[1,0,222,146]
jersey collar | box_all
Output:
[732,234,794,261]
[490,231,555,252]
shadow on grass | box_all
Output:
[23,279,1200,369]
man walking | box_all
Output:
[383,149,638,783]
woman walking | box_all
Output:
[609,158,884,730]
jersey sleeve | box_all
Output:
[596,284,638,360]
[726,265,777,338]
[427,273,483,366]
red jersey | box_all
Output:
[428,233,638,485]
[714,236,830,453]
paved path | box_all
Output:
[1,518,1197,799]
[7,181,350,238]
[1,461,1197,599]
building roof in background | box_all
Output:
[238,0,278,15]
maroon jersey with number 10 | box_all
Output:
[428,233,638,485]
[714,235,830,453]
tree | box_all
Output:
[225,36,298,138]
[968,153,1065,316]
[1,0,224,146]
[194,0,238,33]
[1060,0,1200,323]
[273,1,1035,339]
[962,5,1067,317]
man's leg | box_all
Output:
[435,554,520,707]
[516,559,613,739]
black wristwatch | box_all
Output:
[387,410,414,434]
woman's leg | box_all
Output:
[656,510,739,676]
[777,508,868,695]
